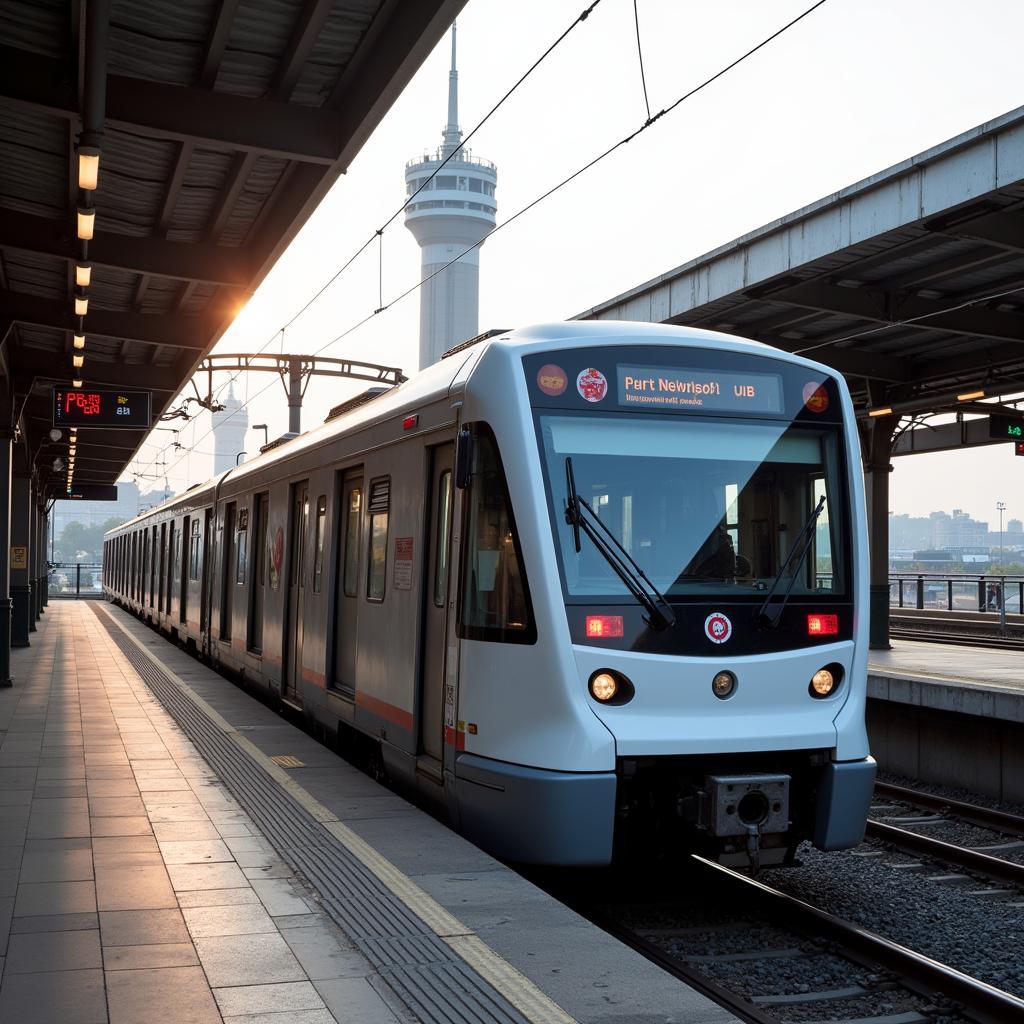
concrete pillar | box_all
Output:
[10,472,30,647]
[865,415,897,650]
[0,429,13,686]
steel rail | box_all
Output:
[888,628,1024,650]
[690,856,1024,1024]
[865,819,1024,887]
[588,912,780,1024]
[875,781,1024,839]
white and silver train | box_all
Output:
[104,322,875,868]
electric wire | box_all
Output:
[131,0,607,484]
[633,0,651,122]
[143,0,835,487]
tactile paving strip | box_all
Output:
[91,605,532,1024]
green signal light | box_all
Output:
[1009,425,1023,438]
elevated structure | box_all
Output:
[578,106,1024,649]
[212,385,248,475]
[405,25,497,368]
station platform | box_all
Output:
[868,640,1024,804]
[0,601,734,1024]
[869,640,1024,723]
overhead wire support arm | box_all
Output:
[192,353,407,435]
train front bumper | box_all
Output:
[812,755,876,850]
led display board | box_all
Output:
[52,388,151,429]
[616,365,784,413]
[989,414,1024,441]
[62,485,118,501]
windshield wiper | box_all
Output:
[564,458,675,631]
[755,494,827,630]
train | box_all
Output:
[104,321,875,868]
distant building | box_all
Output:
[404,25,497,369]
[212,385,249,475]
[1008,518,1023,534]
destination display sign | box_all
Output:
[617,365,784,413]
[62,485,118,501]
[989,414,1024,441]
[52,388,151,429]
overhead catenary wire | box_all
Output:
[143,0,835,489]
[632,0,651,122]
[132,0,607,484]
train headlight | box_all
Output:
[809,663,844,698]
[588,670,634,705]
[711,670,736,699]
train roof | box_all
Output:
[108,321,832,534]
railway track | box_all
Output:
[865,782,1024,889]
[594,856,1024,1024]
[888,626,1024,650]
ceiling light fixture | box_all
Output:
[75,263,92,287]
[74,294,89,316]
[73,378,83,388]
[956,390,985,402]
[77,207,95,240]
[73,352,84,368]
[78,149,100,190]
[868,407,894,418]
[73,333,85,350]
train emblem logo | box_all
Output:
[704,612,732,644]
[576,367,608,403]
[536,364,568,397]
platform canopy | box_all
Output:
[578,106,1024,427]
[0,0,463,498]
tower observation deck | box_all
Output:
[405,26,497,369]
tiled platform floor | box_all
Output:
[0,603,403,1024]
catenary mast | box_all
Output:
[404,25,497,368]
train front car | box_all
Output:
[452,322,874,868]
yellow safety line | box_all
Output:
[95,604,578,1024]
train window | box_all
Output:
[459,423,535,643]
[313,496,327,593]
[236,516,248,586]
[343,485,362,597]
[189,518,201,581]
[367,478,389,602]
[433,470,452,608]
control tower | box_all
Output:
[405,25,497,368]
[212,384,248,475]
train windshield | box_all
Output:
[537,414,847,600]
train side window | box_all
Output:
[366,478,389,602]
[313,496,327,594]
[189,518,201,581]
[343,485,362,597]
[236,511,248,585]
[458,423,536,644]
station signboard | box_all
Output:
[52,388,151,429]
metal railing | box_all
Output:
[48,562,103,599]
[889,572,1024,613]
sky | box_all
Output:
[124,0,1024,525]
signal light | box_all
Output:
[402,415,418,430]
[586,614,624,638]
[807,613,839,636]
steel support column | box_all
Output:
[865,415,897,650]
[39,503,48,611]
[10,471,30,647]
[288,355,302,434]
[0,429,14,686]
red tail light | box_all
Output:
[807,613,839,636]
[586,615,624,638]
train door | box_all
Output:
[284,482,309,706]
[200,509,213,633]
[332,470,363,696]
[221,504,236,642]
[180,516,190,623]
[160,523,168,614]
[420,443,454,762]
[249,493,268,653]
